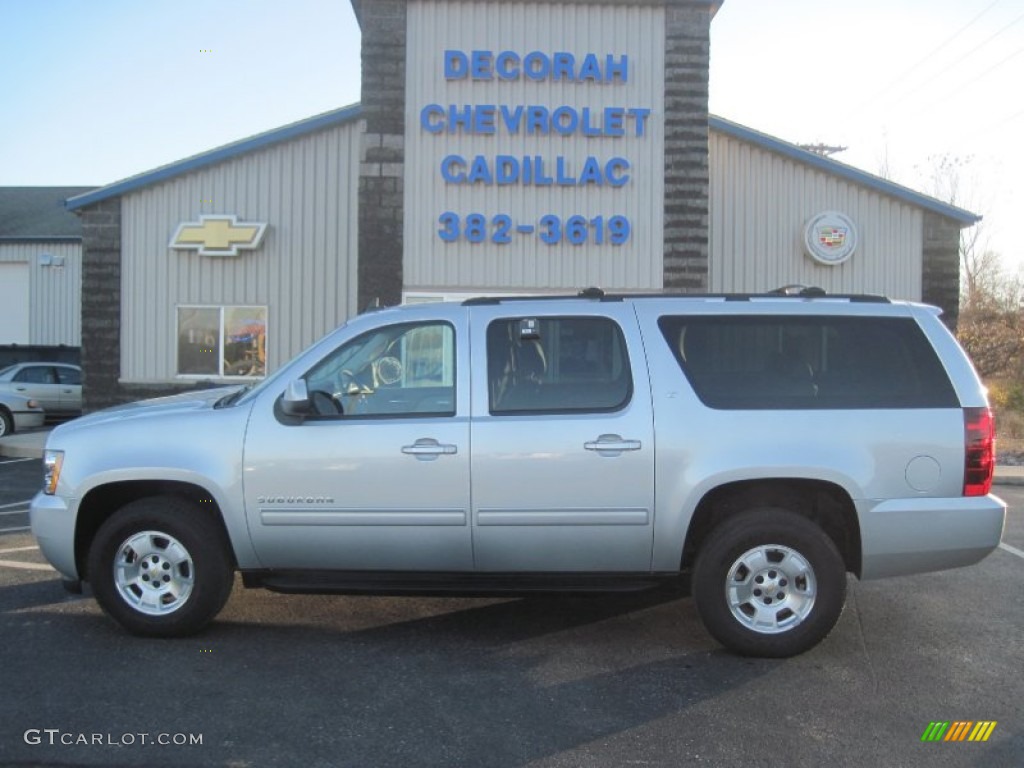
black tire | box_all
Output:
[0,407,12,438]
[693,508,846,658]
[87,496,234,637]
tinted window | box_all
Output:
[56,367,81,385]
[14,366,56,384]
[488,316,632,414]
[659,315,958,410]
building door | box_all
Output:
[0,263,30,344]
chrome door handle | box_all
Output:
[584,434,642,453]
[402,438,458,459]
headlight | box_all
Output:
[43,450,64,495]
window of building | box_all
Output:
[488,316,632,414]
[177,306,267,378]
[304,321,455,418]
[659,315,958,410]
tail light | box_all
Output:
[963,407,994,496]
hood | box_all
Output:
[49,386,244,438]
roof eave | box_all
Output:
[66,103,363,211]
[709,115,981,227]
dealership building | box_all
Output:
[45,0,978,410]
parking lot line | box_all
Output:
[0,499,34,510]
[0,458,36,465]
[0,559,53,572]
[0,509,29,517]
[999,542,1024,560]
[0,526,30,533]
[0,545,38,555]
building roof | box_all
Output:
[64,102,977,227]
[0,187,97,239]
[66,104,363,211]
[709,115,980,226]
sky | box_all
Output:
[1,0,1022,269]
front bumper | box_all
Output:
[13,410,45,431]
[29,492,79,581]
[859,494,1007,580]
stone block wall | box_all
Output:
[922,211,962,330]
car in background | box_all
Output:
[0,391,45,437]
[0,363,82,419]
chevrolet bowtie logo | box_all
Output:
[169,214,268,257]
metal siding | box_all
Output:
[121,121,360,382]
[0,242,82,345]
[709,131,923,299]
[405,1,665,293]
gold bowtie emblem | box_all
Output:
[170,215,268,257]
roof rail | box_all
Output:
[462,288,892,305]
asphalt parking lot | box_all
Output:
[0,457,1021,767]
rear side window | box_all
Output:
[659,315,958,410]
[488,316,632,414]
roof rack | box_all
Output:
[462,287,891,306]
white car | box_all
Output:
[0,363,82,418]
[0,391,45,437]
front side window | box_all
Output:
[14,366,55,384]
[177,306,267,378]
[304,322,455,418]
[660,315,958,410]
[488,316,632,414]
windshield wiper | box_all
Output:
[214,385,250,408]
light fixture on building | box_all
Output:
[38,253,66,269]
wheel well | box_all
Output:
[75,481,235,580]
[681,479,862,577]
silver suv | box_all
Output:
[30,290,1006,657]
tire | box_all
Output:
[0,408,12,438]
[87,497,234,637]
[693,508,846,658]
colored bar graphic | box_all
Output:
[969,722,998,742]
[921,720,997,742]
[945,721,973,741]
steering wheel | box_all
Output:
[309,390,342,415]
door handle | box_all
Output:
[584,434,642,454]
[15,387,26,392]
[402,438,457,460]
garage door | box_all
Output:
[0,262,30,344]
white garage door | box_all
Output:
[0,262,30,344]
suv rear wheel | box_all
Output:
[88,497,234,637]
[693,508,846,657]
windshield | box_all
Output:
[0,365,16,380]
[231,319,352,407]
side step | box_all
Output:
[241,570,687,598]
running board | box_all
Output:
[242,570,687,597]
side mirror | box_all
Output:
[280,379,311,416]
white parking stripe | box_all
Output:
[0,458,36,465]
[0,559,53,572]
[0,509,29,517]
[999,542,1024,560]
[0,545,38,555]
[0,499,34,510]
[0,526,30,533]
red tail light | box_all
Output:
[964,407,994,496]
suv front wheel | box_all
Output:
[88,497,234,637]
[693,508,846,657]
